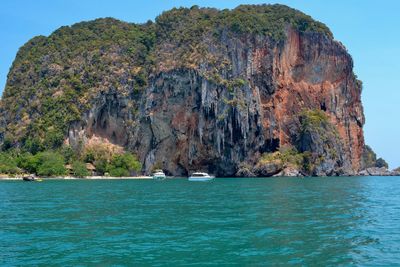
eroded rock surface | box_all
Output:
[358,167,393,176]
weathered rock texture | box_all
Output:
[358,167,398,177]
[0,5,366,176]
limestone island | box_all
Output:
[0,4,397,178]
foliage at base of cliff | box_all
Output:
[0,153,20,174]
[0,145,141,177]
[256,109,350,176]
[258,146,304,169]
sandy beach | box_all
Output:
[0,175,155,180]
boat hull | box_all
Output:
[188,177,214,181]
[153,175,166,180]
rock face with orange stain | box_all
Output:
[0,5,367,176]
[128,29,365,176]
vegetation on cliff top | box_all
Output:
[156,4,332,42]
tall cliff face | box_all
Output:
[0,5,365,176]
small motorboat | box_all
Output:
[22,175,36,182]
[188,172,215,181]
[152,170,166,180]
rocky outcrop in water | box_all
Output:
[358,145,393,176]
[0,5,367,176]
[358,167,399,176]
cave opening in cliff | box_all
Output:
[259,138,280,153]
[90,100,128,146]
[320,102,327,111]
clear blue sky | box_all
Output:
[1,0,399,168]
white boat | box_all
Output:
[152,170,166,180]
[188,172,214,181]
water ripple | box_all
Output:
[1,176,400,265]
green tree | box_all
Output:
[23,137,44,154]
[376,158,388,169]
[1,137,13,151]
[43,129,64,149]
[35,151,66,176]
[361,145,377,169]
[94,158,108,175]
[108,167,129,177]
[71,160,89,177]
[16,152,39,173]
[0,152,20,174]
[84,150,95,163]
[107,153,141,177]
[59,145,76,163]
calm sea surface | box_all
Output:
[1,177,400,266]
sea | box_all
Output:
[1,176,399,266]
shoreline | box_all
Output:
[0,175,399,181]
[0,175,156,180]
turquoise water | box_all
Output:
[1,177,400,266]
